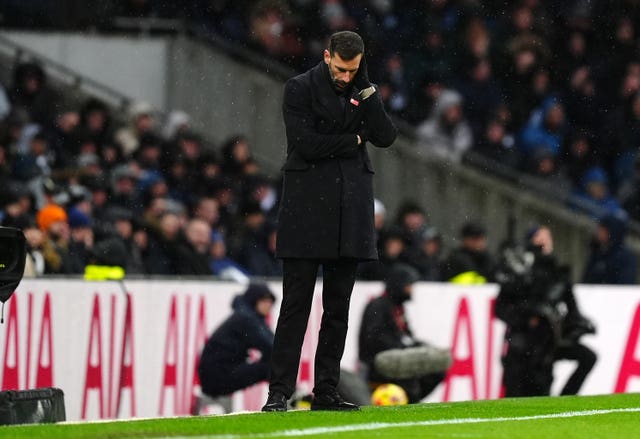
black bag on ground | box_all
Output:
[0,387,66,425]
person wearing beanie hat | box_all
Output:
[198,283,276,403]
[36,204,73,274]
[358,264,452,403]
[67,207,95,274]
[36,204,67,232]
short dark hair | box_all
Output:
[329,31,364,60]
[461,221,486,238]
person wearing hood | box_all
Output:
[570,166,624,219]
[358,264,451,403]
[416,88,473,162]
[9,62,58,127]
[198,283,276,399]
[518,96,566,160]
[583,214,637,284]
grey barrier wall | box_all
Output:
[1,30,636,281]
[0,31,170,109]
[165,35,287,171]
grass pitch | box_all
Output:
[2,393,639,438]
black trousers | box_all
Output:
[199,359,270,397]
[268,258,359,398]
[502,321,556,397]
[556,343,597,395]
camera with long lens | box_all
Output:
[0,226,26,303]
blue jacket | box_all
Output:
[518,97,565,157]
[570,166,625,219]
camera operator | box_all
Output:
[495,226,597,397]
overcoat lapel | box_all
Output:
[344,88,362,129]
[311,63,343,122]
[310,62,364,131]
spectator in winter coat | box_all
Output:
[36,204,73,274]
[412,226,443,281]
[441,221,496,284]
[417,89,473,162]
[570,166,625,219]
[9,62,58,127]
[12,131,52,182]
[394,201,429,265]
[454,57,503,139]
[582,214,637,284]
[105,207,147,275]
[67,207,94,274]
[174,218,214,276]
[114,101,156,157]
[357,226,411,281]
[198,283,276,398]
[518,96,566,159]
[209,231,250,283]
[560,131,600,190]
[465,118,519,170]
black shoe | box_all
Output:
[310,390,360,411]
[262,391,288,412]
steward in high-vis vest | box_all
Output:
[441,222,496,284]
[83,238,127,281]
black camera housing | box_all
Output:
[0,226,26,303]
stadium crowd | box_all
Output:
[0,0,638,284]
[0,61,283,278]
[188,0,640,223]
[5,1,640,219]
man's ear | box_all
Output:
[323,49,331,65]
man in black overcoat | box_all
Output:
[262,31,397,412]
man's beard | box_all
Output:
[333,79,347,90]
[329,71,348,94]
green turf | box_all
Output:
[2,393,639,438]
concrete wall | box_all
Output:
[0,31,169,109]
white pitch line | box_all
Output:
[168,407,640,439]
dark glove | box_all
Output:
[354,54,372,91]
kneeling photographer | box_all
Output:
[495,226,597,397]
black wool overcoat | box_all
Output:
[276,61,397,260]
